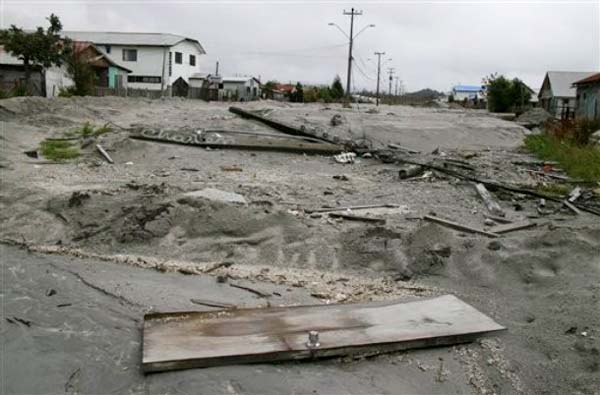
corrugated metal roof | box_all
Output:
[62,31,205,54]
[453,85,484,92]
[573,72,600,86]
[546,71,595,97]
[222,76,254,83]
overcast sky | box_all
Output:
[1,0,598,92]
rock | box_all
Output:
[484,218,495,226]
[487,240,503,251]
[590,130,600,146]
[178,188,247,205]
[330,114,343,126]
[429,243,452,258]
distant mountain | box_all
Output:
[403,89,443,99]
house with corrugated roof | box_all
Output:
[538,71,595,119]
[63,31,205,95]
[573,72,600,120]
[451,85,486,102]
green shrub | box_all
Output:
[40,139,80,161]
[524,134,600,181]
[65,122,112,138]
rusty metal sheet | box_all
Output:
[142,294,505,373]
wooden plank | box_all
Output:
[229,106,334,144]
[488,220,537,234]
[305,203,399,214]
[563,200,581,215]
[474,183,505,217]
[328,212,386,224]
[142,295,504,373]
[95,144,114,164]
[129,129,342,155]
[423,215,500,238]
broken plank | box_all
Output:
[142,294,505,373]
[423,215,499,238]
[305,203,399,214]
[229,106,333,144]
[95,144,114,164]
[190,299,235,309]
[328,212,386,224]
[474,183,505,217]
[229,283,271,298]
[488,220,537,234]
[563,200,581,215]
[484,214,513,224]
[129,130,341,155]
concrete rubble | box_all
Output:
[1,96,599,394]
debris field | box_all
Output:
[1,96,599,394]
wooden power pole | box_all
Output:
[374,52,385,106]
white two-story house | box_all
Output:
[63,31,206,94]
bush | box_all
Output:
[485,73,531,113]
[544,118,600,145]
[40,139,80,161]
[524,134,600,181]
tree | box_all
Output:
[485,73,531,113]
[294,82,304,103]
[331,75,344,101]
[63,46,97,96]
[0,14,67,93]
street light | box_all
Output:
[328,10,375,96]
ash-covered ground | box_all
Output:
[1,96,599,394]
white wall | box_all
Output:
[45,66,73,97]
[167,40,203,86]
[98,45,168,90]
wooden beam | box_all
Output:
[423,215,500,238]
[305,203,399,214]
[95,144,114,164]
[142,295,505,373]
[474,183,505,217]
[129,129,342,155]
[229,106,334,144]
[328,212,386,224]
[488,220,537,234]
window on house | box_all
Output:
[189,54,196,66]
[105,45,111,54]
[122,49,137,62]
[168,52,172,76]
[175,52,182,64]
[127,75,162,84]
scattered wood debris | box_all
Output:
[329,212,386,224]
[95,144,114,164]
[488,220,537,234]
[423,215,499,238]
[474,183,505,217]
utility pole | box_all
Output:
[215,61,219,76]
[374,51,385,106]
[394,76,399,96]
[387,68,395,96]
[343,8,362,97]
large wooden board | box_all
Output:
[143,295,505,373]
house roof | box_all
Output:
[453,85,484,92]
[222,76,254,83]
[542,71,595,98]
[189,73,211,79]
[62,31,206,54]
[573,72,600,86]
[72,41,132,72]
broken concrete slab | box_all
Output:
[142,294,504,372]
[178,188,248,205]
